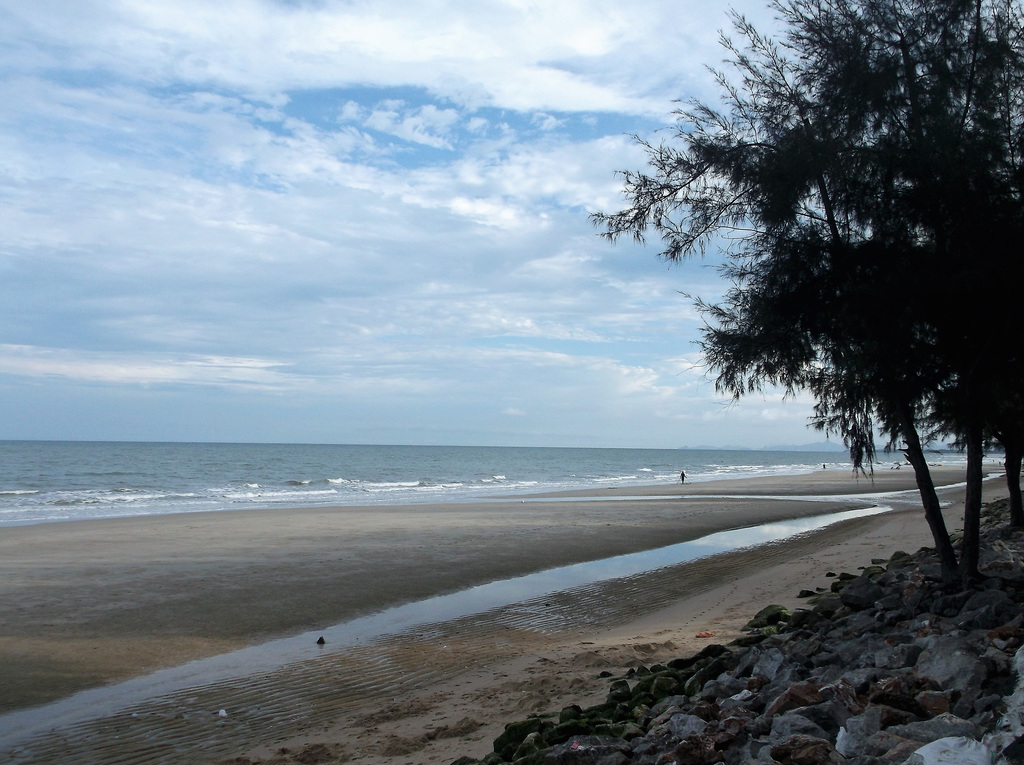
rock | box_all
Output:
[861,728,929,758]
[684,658,731,696]
[769,734,845,764]
[788,610,826,632]
[733,646,766,678]
[745,605,792,630]
[552,719,600,741]
[1000,733,1024,764]
[915,636,988,694]
[560,705,584,723]
[867,690,926,719]
[701,675,748,702]
[646,695,689,720]
[769,712,830,744]
[648,674,681,700]
[903,735,994,765]
[835,706,885,758]
[493,716,551,761]
[835,667,884,693]
[931,590,972,617]
[594,753,630,765]
[765,683,825,718]
[751,647,786,681]
[540,735,631,764]
[513,731,545,760]
[666,713,707,740]
[672,733,723,764]
[719,688,758,712]
[606,680,631,704]
[915,690,951,717]
[885,712,980,743]
[788,700,851,737]
[839,576,885,610]
[819,678,863,716]
[453,518,1024,765]
[873,641,923,669]
[814,597,844,618]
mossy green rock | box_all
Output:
[730,632,768,648]
[611,721,645,739]
[494,717,551,761]
[511,752,547,765]
[743,604,791,630]
[629,674,653,697]
[583,701,620,721]
[682,658,727,697]
[549,719,596,743]
[510,732,545,761]
[787,608,823,630]
[558,704,583,724]
[607,679,632,704]
[668,644,727,672]
[814,596,843,617]
[649,674,681,699]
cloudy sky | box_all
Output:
[0,0,824,449]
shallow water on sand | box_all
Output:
[0,498,896,754]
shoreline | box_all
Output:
[0,450,991,530]
[0,466,1003,763]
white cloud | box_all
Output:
[0,0,765,113]
[0,345,296,390]
[0,0,819,448]
[363,102,461,148]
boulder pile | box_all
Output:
[454,503,1024,765]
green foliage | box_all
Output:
[594,0,1024,580]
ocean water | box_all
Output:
[0,440,924,527]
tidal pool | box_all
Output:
[0,503,891,745]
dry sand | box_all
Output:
[0,465,1006,764]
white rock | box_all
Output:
[903,736,993,765]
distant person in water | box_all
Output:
[680,470,686,484]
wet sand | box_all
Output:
[0,465,1002,764]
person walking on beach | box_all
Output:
[680,470,686,484]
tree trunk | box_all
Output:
[1005,441,1024,528]
[897,403,959,579]
[960,422,984,582]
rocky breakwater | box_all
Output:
[455,504,1024,765]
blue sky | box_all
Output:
[0,0,824,449]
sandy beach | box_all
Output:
[0,465,1006,764]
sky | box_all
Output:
[0,0,828,450]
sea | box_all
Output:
[0,440,949,528]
